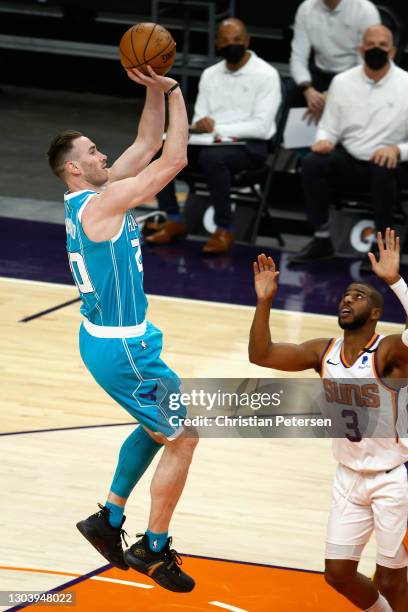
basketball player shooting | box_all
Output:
[249,229,408,611]
[47,66,197,592]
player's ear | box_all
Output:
[66,160,80,175]
[370,307,382,322]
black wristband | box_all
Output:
[165,82,180,98]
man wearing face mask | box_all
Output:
[146,18,281,253]
[289,25,408,268]
[290,0,380,124]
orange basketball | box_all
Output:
[119,22,176,76]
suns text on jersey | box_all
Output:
[323,380,380,408]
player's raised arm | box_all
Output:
[108,74,165,183]
[369,229,408,364]
[82,67,188,236]
[248,254,328,371]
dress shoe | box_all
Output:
[145,220,187,244]
[202,228,235,254]
[288,237,334,265]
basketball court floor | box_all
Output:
[1,85,407,612]
[1,213,407,612]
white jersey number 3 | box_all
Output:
[68,252,94,294]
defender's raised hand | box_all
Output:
[253,254,280,300]
[368,228,400,285]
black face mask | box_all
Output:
[364,47,389,70]
[218,44,246,64]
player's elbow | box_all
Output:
[173,155,188,171]
[248,346,267,366]
[248,345,256,363]
[248,353,260,365]
[168,158,188,177]
[150,141,163,157]
[161,152,188,173]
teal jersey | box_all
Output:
[64,189,148,326]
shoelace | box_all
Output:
[166,537,182,570]
[97,503,128,547]
[166,548,182,571]
[120,529,129,548]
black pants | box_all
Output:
[287,66,338,108]
[301,146,400,232]
[156,141,268,228]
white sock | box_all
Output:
[364,593,392,612]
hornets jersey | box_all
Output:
[320,334,408,472]
[64,189,147,327]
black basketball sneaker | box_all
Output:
[124,533,195,592]
[76,504,129,570]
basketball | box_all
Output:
[119,22,176,75]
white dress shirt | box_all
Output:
[316,63,408,161]
[290,0,380,85]
[192,51,282,140]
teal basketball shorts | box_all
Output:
[79,320,185,439]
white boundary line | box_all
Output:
[0,276,334,319]
[0,276,76,290]
[0,564,259,609]
[1,275,403,326]
[209,601,248,612]
[90,576,154,589]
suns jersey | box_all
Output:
[64,189,148,326]
[320,334,408,472]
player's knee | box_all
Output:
[324,561,355,593]
[324,569,347,592]
[182,428,199,453]
[172,427,199,455]
[375,567,405,597]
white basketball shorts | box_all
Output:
[325,463,408,568]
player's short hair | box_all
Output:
[350,282,384,313]
[47,130,82,177]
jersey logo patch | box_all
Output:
[327,359,339,366]
[139,383,158,403]
[358,355,370,369]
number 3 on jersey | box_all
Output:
[68,252,94,294]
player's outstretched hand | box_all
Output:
[368,228,400,285]
[253,254,279,301]
[126,65,178,94]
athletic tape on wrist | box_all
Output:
[390,277,408,346]
[390,277,408,317]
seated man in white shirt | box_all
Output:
[290,0,380,122]
[289,25,408,268]
[146,17,281,254]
